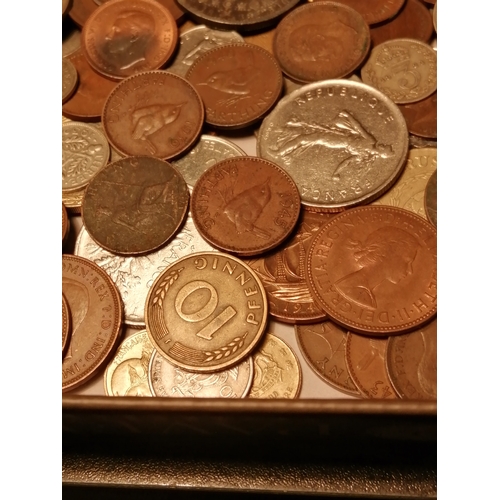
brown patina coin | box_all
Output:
[185,43,283,129]
[82,0,178,80]
[386,318,437,399]
[69,0,98,27]
[424,169,437,228]
[62,255,123,392]
[145,252,268,373]
[102,71,204,160]
[82,156,189,255]
[398,92,437,139]
[273,2,370,83]
[191,157,301,257]
[246,211,340,324]
[370,0,434,48]
[62,58,78,103]
[295,320,360,396]
[62,203,70,245]
[62,49,118,122]
[345,332,397,398]
[62,293,71,356]
[306,206,437,335]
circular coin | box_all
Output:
[102,71,204,160]
[191,157,301,257]
[82,156,189,255]
[62,58,78,103]
[145,252,268,373]
[273,2,370,83]
[62,203,70,245]
[186,43,283,129]
[69,0,98,27]
[82,0,178,80]
[398,92,437,139]
[424,169,437,228]
[62,187,85,215]
[62,294,71,355]
[62,255,123,392]
[306,206,437,335]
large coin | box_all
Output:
[62,255,123,392]
[306,206,437,335]
[145,252,268,372]
[258,80,408,211]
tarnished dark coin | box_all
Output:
[295,320,360,396]
[306,206,437,335]
[82,156,189,255]
[398,92,437,139]
[273,2,370,83]
[186,43,283,129]
[62,58,78,103]
[62,255,123,392]
[424,169,437,228]
[62,203,70,245]
[191,157,301,257]
[62,294,71,356]
[82,0,178,80]
[102,71,204,160]
[386,319,437,399]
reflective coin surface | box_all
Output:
[424,169,437,227]
[62,58,78,103]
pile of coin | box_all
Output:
[62,0,437,400]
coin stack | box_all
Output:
[62,0,437,400]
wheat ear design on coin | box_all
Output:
[203,332,248,362]
[152,268,184,309]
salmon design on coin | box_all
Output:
[306,206,437,335]
[145,252,268,373]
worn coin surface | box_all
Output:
[191,157,301,257]
[62,294,71,355]
[186,43,283,129]
[424,169,437,228]
[62,255,123,392]
[62,122,110,192]
[104,330,153,396]
[386,318,437,399]
[398,92,437,139]
[82,0,178,80]
[149,350,253,397]
[273,2,370,83]
[258,80,408,211]
[345,332,397,398]
[102,71,204,160]
[295,320,359,396]
[306,206,437,335]
[82,156,189,255]
[75,214,216,327]
[249,333,301,399]
[62,58,78,103]
[361,39,437,104]
[145,252,268,373]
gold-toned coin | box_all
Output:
[62,58,78,103]
[145,252,268,373]
[62,187,85,215]
[62,294,71,356]
[424,169,437,227]
[248,333,301,399]
[104,330,154,396]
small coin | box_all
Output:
[191,157,301,257]
[248,333,301,399]
[62,294,71,355]
[82,156,189,255]
[62,203,70,245]
[62,255,123,392]
[273,2,370,83]
[62,187,85,215]
[424,169,437,228]
[104,330,154,396]
[82,0,178,80]
[306,206,437,335]
[398,92,437,139]
[345,332,397,399]
[62,23,82,58]
[102,71,204,160]
[186,43,283,129]
[149,350,253,397]
[145,252,268,373]
[386,319,437,399]
[62,122,110,192]
[295,320,360,396]
[361,38,437,104]
[62,58,78,103]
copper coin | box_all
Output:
[370,0,434,48]
[62,203,70,245]
[295,320,360,396]
[62,255,123,392]
[398,92,437,139]
[62,58,78,103]
[62,293,71,356]
[145,252,268,373]
[62,49,118,122]
[102,71,204,160]
[82,156,189,255]
[185,43,283,129]
[273,2,370,83]
[191,157,301,257]
[306,206,437,335]
[245,211,340,324]
[95,0,187,24]
[82,0,178,80]
[424,169,437,228]
[69,0,98,27]
[386,318,437,399]
[345,332,397,398]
